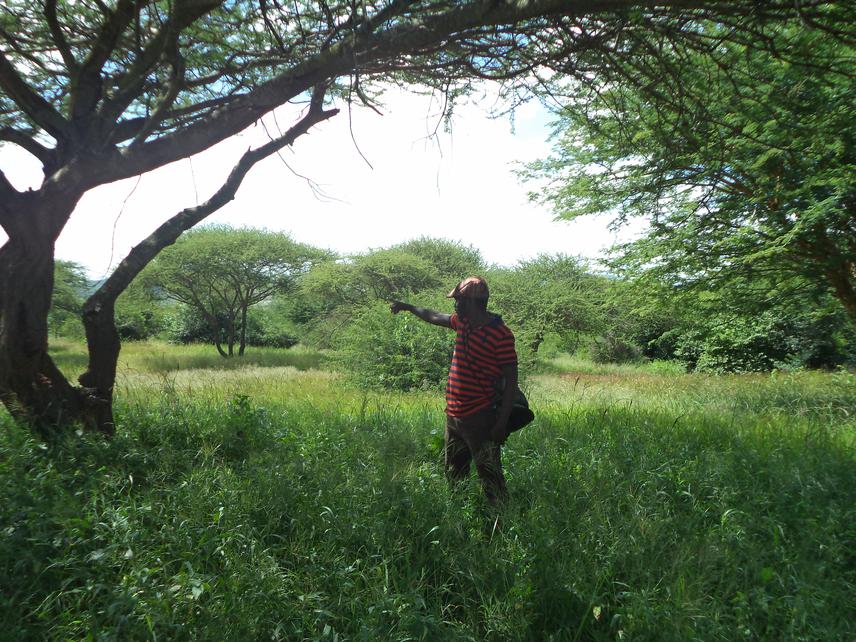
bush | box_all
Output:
[588,334,643,364]
[114,282,168,340]
[335,297,454,391]
[675,309,856,373]
[165,304,219,344]
[115,308,164,340]
[246,306,300,349]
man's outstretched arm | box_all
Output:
[390,301,452,328]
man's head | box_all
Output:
[448,276,489,318]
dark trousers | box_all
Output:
[444,407,508,506]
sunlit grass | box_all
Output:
[1,340,853,639]
[49,338,327,382]
[532,355,856,434]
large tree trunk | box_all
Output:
[79,297,120,436]
[0,202,93,436]
[1,87,336,437]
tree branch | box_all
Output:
[70,0,138,120]
[0,51,69,140]
[108,95,238,145]
[0,167,17,201]
[0,127,55,168]
[44,0,79,73]
[79,81,336,390]
[0,169,22,236]
[100,0,591,180]
[84,83,337,310]
[98,0,223,127]
[129,39,186,147]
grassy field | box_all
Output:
[1,341,854,640]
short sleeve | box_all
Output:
[494,326,518,367]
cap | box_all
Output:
[447,276,489,300]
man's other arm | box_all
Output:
[390,301,452,328]
[492,364,518,443]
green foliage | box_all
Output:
[246,305,301,349]
[488,255,603,364]
[675,305,856,374]
[527,26,856,327]
[296,239,480,354]
[335,297,454,391]
[165,304,300,350]
[48,260,89,338]
[144,226,328,356]
[163,303,219,344]
[299,248,441,311]
[617,271,856,373]
[390,237,485,281]
[114,280,169,340]
[2,359,855,640]
[588,334,643,364]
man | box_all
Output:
[391,276,518,505]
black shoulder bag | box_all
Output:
[494,377,535,433]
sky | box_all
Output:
[0,87,639,279]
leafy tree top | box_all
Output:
[1,0,849,208]
[522,18,856,320]
[144,225,329,307]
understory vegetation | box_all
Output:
[2,344,854,640]
[53,232,856,391]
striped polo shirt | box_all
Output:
[446,313,518,417]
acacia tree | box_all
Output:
[489,255,602,356]
[390,238,484,282]
[0,0,846,435]
[144,226,327,357]
[525,21,856,323]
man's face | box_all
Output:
[454,297,477,319]
[454,297,467,318]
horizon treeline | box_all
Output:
[50,228,856,386]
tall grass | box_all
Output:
[48,338,327,382]
[1,343,854,640]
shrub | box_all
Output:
[245,306,300,348]
[675,309,856,373]
[164,304,219,344]
[335,297,454,391]
[588,334,643,364]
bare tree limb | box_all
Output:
[0,126,54,168]
[44,0,78,73]
[0,51,69,140]
[0,168,17,200]
[70,0,138,120]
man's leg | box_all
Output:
[444,415,472,482]
[461,409,509,506]
[472,439,509,506]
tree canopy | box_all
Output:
[489,255,601,358]
[525,22,856,323]
[143,226,327,356]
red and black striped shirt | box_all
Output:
[445,313,518,417]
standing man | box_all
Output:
[391,276,518,505]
